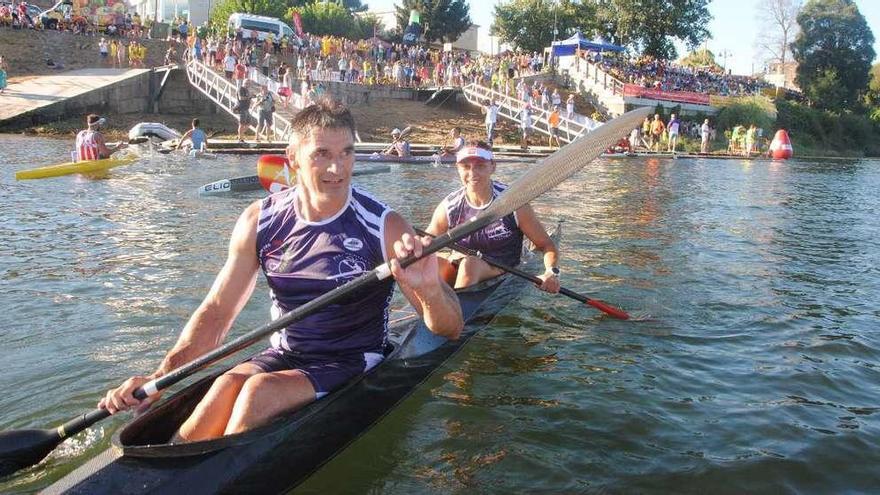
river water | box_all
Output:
[0,135,878,493]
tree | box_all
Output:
[285,2,376,39]
[210,0,307,31]
[755,0,801,69]
[594,0,711,60]
[791,0,875,112]
[492,0,597,53]
[680,48,720,69]
[394,0,471,44]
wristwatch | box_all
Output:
[548,266,560,277]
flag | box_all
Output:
[292,11,303,37]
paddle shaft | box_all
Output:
[415,229,630,320]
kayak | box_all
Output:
[14,157,138,181]
[198,166,393,196]
[44,222,561,494]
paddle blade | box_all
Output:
[586,299,630,320]
[0,428,61,477]
[257,154,295,193]
[486,107,651,221]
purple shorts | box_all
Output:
[248,347,383,399]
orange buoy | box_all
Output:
[769,129,793,160]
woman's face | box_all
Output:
[456,158,495,189]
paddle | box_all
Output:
[0,107,650,477]
[414,228,629,320]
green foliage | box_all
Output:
[210,0,305,30]
[492,0,597,53]
[680,48,720,69]
[791,0,875,112]
[595,0,711,60]
[714,97,776,134]
[776,98,880,155]
[805,69,849,112]
[394,0,471,43]
[286,2,375,39]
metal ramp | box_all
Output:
[461,82,602,144]
[185,59,304,140]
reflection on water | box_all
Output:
[1,135,879,493]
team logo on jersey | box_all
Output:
[487,222,512,240]
[343,237,364,251]
[326,254,368,281]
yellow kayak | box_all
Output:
[14,157,138,180]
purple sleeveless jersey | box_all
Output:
[444,180,523,266]
[256,185,394,356]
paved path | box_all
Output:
[0,68,150,123]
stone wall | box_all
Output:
[0,67,222,131]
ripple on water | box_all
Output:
[2,142,880,493]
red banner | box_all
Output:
[623,84,710,105]
[292,12,303,37]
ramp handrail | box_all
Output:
[185,59,295,139]
[461,83,602,144]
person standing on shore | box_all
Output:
[254,86,275,142]
[666,113,680,153]
[565,93,575,120]
[548,105,562,148]
[0,56,8,95]
[98,37,109,63]
[519,104,532,150]
[117,40,127,67]
[700,119,711,154]
[233,86,252,142]
[483,99,498,145]
[649,114,665,152]
[223,51,236,79]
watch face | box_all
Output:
[550,267,560,275]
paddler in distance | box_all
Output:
[75,114,125,161]
[439,127,465,157]
[99,101,463,442]
[175,118,209,152]
[382,127,411,158]
[425,140,561,292]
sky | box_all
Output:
[364,0,880,76]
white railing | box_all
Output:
[186,59,295,140]
[462,83,602,144]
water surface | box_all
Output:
[1,136,878,493]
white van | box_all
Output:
[228,13,296,41]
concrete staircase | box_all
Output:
[557,57,627,117]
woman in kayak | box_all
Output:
[425,140,561,293]
[99,101,463,442]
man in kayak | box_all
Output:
[75,114,124,161]
[440,127,465,157]
[425,140,561,293]
[176,118,208,152]
[382,127,411,158]
[99,100,463,442]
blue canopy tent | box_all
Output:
[551,32,624,56]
